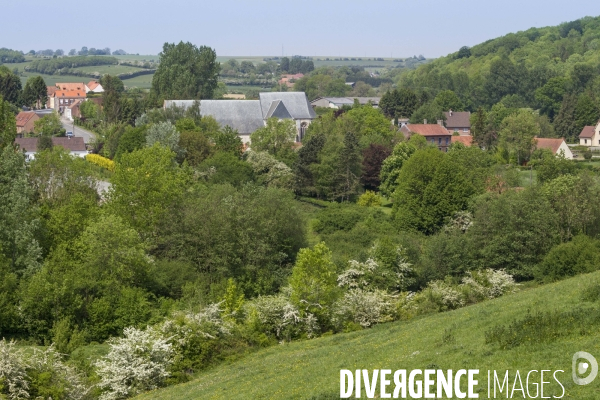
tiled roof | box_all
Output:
[451,135,473,146]
[259,92,316,119]
[535,137,565,154]
[68,99,82,109]
[403,124,450,136]
[15,111,38,127]
[56,83,85,91]
[444,111,471,128]
[47,86,58,97]
[200,100,265,135]
[579,126,596,138]
[54,90,86,98]
[87,81,100,90]
[311,97,381,106]
[15,137,86,152]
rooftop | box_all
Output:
[403,124,450,136]
[444,111,471,128]
[15,136,86,152]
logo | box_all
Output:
[573,351,598,385]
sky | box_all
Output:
[3,1,600,58]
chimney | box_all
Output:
[424,119,427,124]
[437,120,444,126]
[449,109,453,116]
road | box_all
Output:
[60,118,96,145]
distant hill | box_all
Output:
[398,16,600,114]
[135,271,600,399]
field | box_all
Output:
[8,54,428,92]
[134,271,600,399]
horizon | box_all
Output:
[3,1,600,59]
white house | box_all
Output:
[14,137,87,161]
[535,137,574,160]
[578,122,600,146]
[310,97,381,109]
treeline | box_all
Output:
[0,47,25,63]
[25,56,118,75]
[396,16,600,140]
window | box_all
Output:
[438,137,442,144]
[464,128,468,133]
[585,139,588,144]
[454,129,458,133]
[446,137,449,145]
[300,122,308,141]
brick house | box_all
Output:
[14,137,88,161]
[400,123,452,151]
[51,90,86,113]
[15,111,40,137]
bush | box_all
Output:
[332,289,396,328]
[313,203,370,234]
[357,190,382,207]
[86,153,115,172]
[461,269,518,302]
[535,235,600,282]
[95,327,173,400]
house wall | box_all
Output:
[17,116,39,135]
[424,135,452,152]
[311,98,331,108]
[556,141,573,159]
[580,124,600,146]
[295,119,312,142]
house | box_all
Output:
[400,123,452,151]
[86,81,104,93]
[578,122,600,146]
[50,90,86,113]
[451,135,473,146]
[278,73,304,88]
[444,110,471,135]
[46,86,58,109]
[164,92,317,143]
[14,137,87,160]
[310,97,381,109]
[535,137,574,160]
[15,111,40,137]
[64,100,83,121]
[56,83,87,92]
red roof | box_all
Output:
[451,135,473,146]
[403,124,450,136]
[47,86,58,97]
[535,137,565,154]
[15,111,38,128]
[54,90,86,98]
[15,137,86,152]
[56,83,85,91]
[579,126,596,139]
[87,81,101,90]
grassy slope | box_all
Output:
[136,272,600,399]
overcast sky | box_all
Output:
[3,1,599,58]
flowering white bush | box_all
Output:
[333,289,396,328]
[245,294,319,340]
[245,150,293,188]
[96,327,174,400]
[337,258,378,290]
[462,269,518,300]
[0,339,29,400]
[423,280,465,311]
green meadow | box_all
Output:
[134,271,600,399]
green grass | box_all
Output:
[72,64,149,75]
[135,271,600,399]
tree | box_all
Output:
[101,75,124,124]
[145,121,181,154]
[280,57,290,72]
[553,93,578,141]
[293,132,325,196]
[337,131,362,201]
[0,66,22,105]
[107,145,189,239]
[470,107,488,148]
[379,88,418,123]
[289,242,338,324]
[535,77,570,119]
[574,93,599,134]
[79,100,99,120]
[361,144,391,191]
[433,90,464,111]
[250,118,296,162]
[211,125,243,156]
[22,76,47,109]
[178,130,212,166]
[151,42,220,100]
[114,125,147,160]
[378,142,416,197]
[34,112,64,136]
[410,101,444,124]
[0,95,17,149]
[197,151,254,187]
[498,110,539,165]
[457,46,471,59]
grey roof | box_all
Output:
[163,100,198,110]
[311,97,381,106]
[265,100,293,120]
[259,92,316,120]
[443,111,471,129]
[199,100,264,135]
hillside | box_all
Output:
[135,271,600,399]
[397,15,600,139]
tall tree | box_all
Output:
[0,66,22,105]
[553,93,579,141]
[498,110,539,165]
[0,95,17,149]
[151,42,220,101]
[22,76,48,109]
[470,107,488,149]
[337,131,362,201]
[574,93,600,135]
[379,88,418,123]
[101,75,124,124]
[361,144,391,191]
[293,131,325,196]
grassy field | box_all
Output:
[135,271,600,399]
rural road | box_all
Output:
[61,118,96,144]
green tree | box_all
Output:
[101,75,124,124]
[470,107,488,149]
[34,112,64,137]
[280,57,290,72]
[498,110,539,165]
[535,77,570,119]
[293,131,325,196]
[379,142,416,197]
[410,101,444,124]
[0,95,17,149]
[114,125,148,160]
[79,100,99,120]
[146,121,181,154]
[574,93,600,134]
[22,76,48,109]
[250,118,296,162]
[211,125,244,156]
[107,145,189,239]
[379,88,418,123]
[289,242,338,324]
[0,66,22,105]
[151,42,220,100]
[179,130,212,166]
[553,93,578,141]
[433,90,464,111]
[198,151,254,187]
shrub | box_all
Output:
[357,190,382,207]
[0,339,29,400]
[461,269,518,302]
[535,235,600,282]
[86,153,115,172]
[95,327,173,400]
[332,289,396,328]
